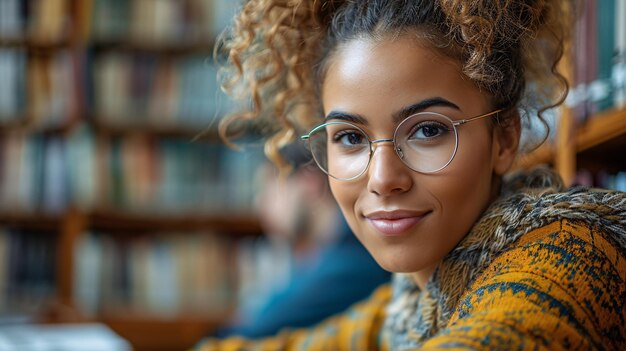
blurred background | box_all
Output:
[0,0,263,350]
[0,0,625,350]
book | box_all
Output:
[74,232,103,316]
[91,0,130,41]
[614,0,626,108]
[0,229,8,313]
[41,137,68,214]
[595,0,615,111]
[66,125,98,210]
[0,48,26,121]
[29,0,68,42]
[0,0,24,38]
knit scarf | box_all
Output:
[383,166,626,350]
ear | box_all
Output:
[492,111,521,176]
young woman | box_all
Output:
[196,0,626,350]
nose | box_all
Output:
[366,140,413,196]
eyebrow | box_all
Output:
[391,97,460,123]
[324,97,461,125]
[324,111,367,124]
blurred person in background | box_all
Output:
[214,143,391,338]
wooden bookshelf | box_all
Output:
[514,106,626,181]
[0,213,63,230]
[575,108,626,173]
[0,1,259,351]
[88,210,262,235]
[90,39,216,55]
[91,117,221,140]
[513,142,554,171]
[576,107,626,151]
[0,38,72,50]
[103,314,232,351]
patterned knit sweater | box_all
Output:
[194,167,626,350]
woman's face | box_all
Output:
[321,35,518,286]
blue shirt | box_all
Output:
[219,217,391,338]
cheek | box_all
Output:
[329,179,353,213]
[435,135,495,226]
[329,179,362,228]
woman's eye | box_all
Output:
[333,131,367,146]
[411,121,449,140]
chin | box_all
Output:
[373,252,429,274]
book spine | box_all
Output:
[614,0,626,108]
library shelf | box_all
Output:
[576,107,626,152]
[0,1,257,350]
[575,107,626,172]
[38,307,235,351]
[90,39,216,55]
[512,107,626,176]
[0,119,81,136]
[0,212,62,230]
[102,313,232,351]
[0,37,72,50]
[88,209,262,236]
[0,116,35,131]
[91,118,220,140]
[512,142,554,171]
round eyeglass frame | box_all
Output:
[300,109,504,181]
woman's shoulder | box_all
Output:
[452,216,626,350]
[524,186,626,255]
[506,217,625,277]
[496,175,626,263]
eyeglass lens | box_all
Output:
[306,112,459,180]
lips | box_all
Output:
[365,210,430,236]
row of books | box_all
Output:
[0,226,282,320]
[0,126,264,215]
[568,0,626,120]
[90,0,238,43]
[74,230,237,317]
[0,228,57,317]
[0,47,231,131]
[91,52,233,129]
[0,0,69,42]
[0,48,76,129]
[0,229,303,324]
[0,0,239,44]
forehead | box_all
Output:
[327,35,452,78]
[320,35,489,118]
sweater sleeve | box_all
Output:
[193,284,392,351]
[420,219,626,351]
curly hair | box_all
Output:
[215,0,573,171]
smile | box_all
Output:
[364,210,430,236]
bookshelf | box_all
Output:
[518,105,626,185]
[0,1,262,351]
[514,1,626,189]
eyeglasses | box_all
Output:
[300,109,503,180]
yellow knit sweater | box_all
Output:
[195,218,626,350]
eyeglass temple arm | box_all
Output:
[454,108,505,126]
